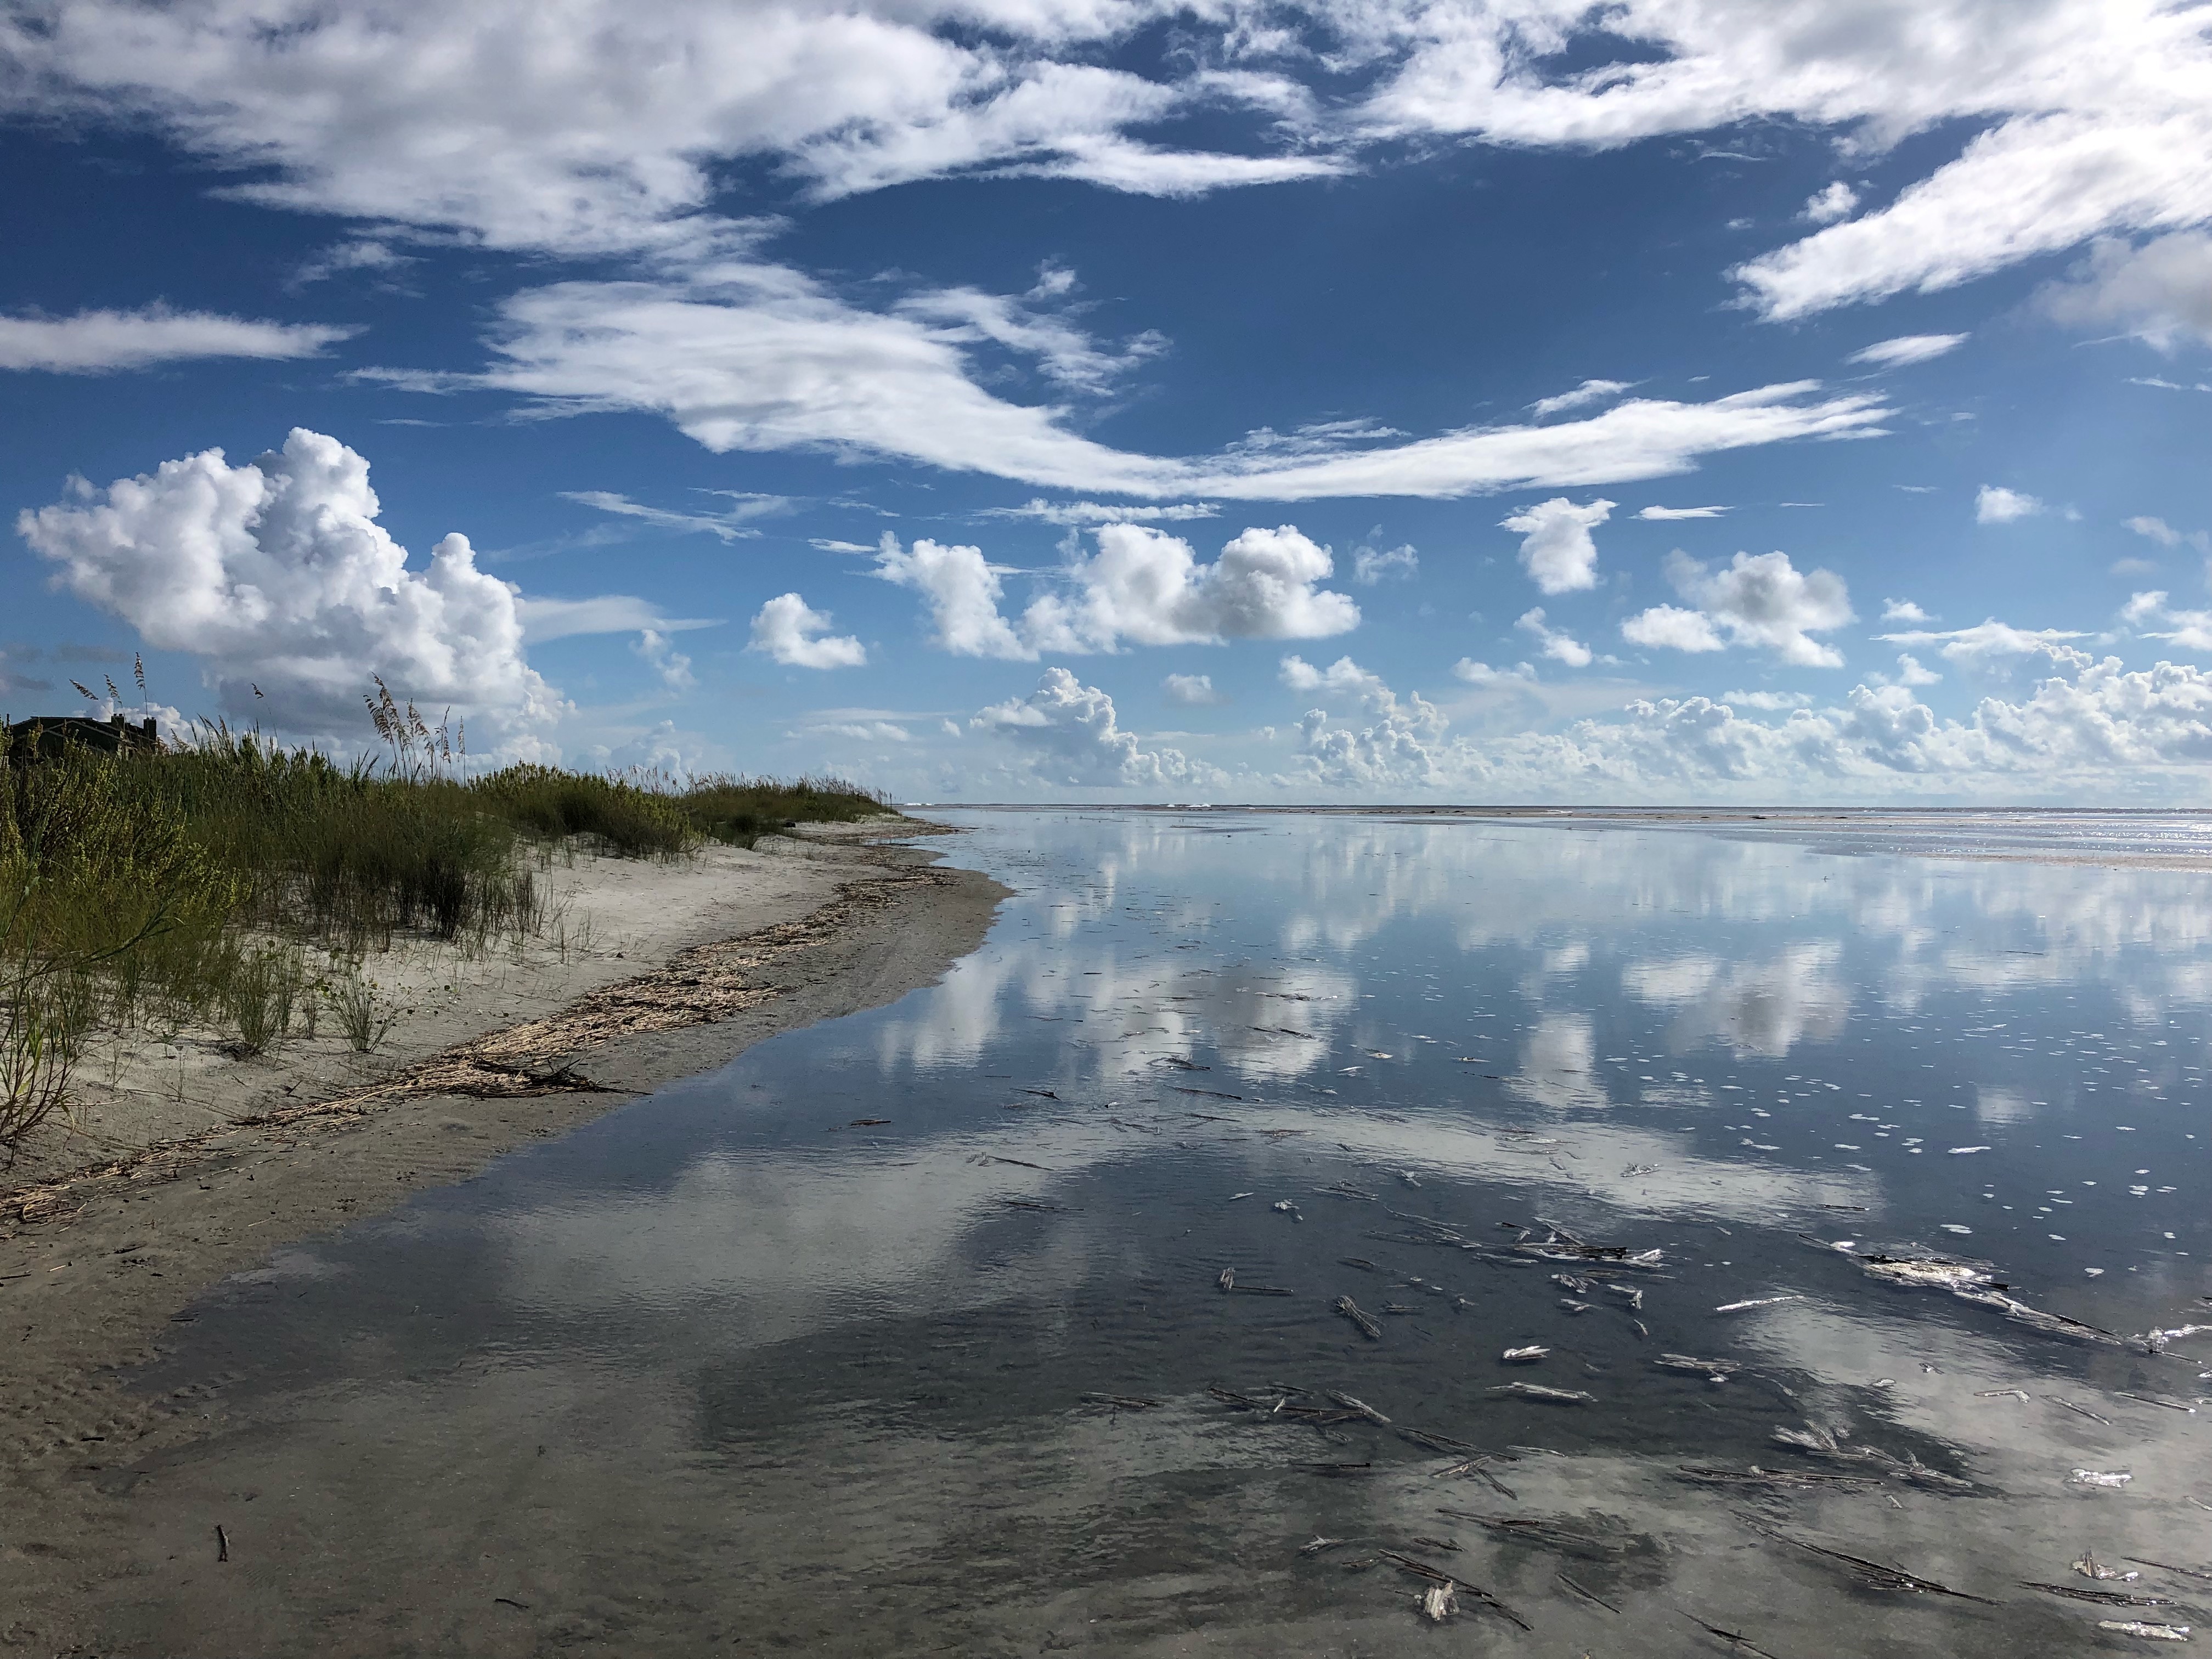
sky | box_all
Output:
[3,0,2211,804]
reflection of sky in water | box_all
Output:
[137,812,2212,1655]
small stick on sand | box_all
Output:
[1334,1295,1383,1340]
[1559,1572,1620,1612]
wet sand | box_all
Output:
[0,825,1006,1652]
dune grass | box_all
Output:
[0,717,894,1154]
[676,774,890,848]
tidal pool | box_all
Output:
[126,811,2212,1654]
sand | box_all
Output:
[0,821,1006,1650]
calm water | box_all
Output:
[138,812,2212,1654]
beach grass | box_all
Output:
[0,718,893,1152]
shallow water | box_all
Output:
[133,812,2212,1654]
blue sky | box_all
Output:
[4,0,2211,803]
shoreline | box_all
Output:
[0,823,1006,1596]
[918,802,2212,872]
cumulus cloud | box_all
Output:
[1801,182,1859,225]
[1280,654,1446,791]
[1516,607,1593,668]
[872,533,1033,659]
[1350,540,1418,584]
[1502,496,1613,595]
[0,306,356,373]
[1027,524,1359,650]
[1976,484,2045,524]
[1882,598,1934,624]
[884,522,1359,658]
[1892,652,1942,686]
[633,628,696,691]
[973,668,1216,789]
[2039,232,2212,351]
[17,428,560,748]
[747,593,867,669]
[1163,672,1226,705]
[1637,504,1730,520]
[1623,549,1854,667]
[1269,638,2212,802]
[1529,379,1633,418]
[1620,603,1725,654]
[1847,333,1968,368]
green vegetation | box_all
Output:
[0,708,894,1156]
[678,774,890,848]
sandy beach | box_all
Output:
[0,821,1003,1651]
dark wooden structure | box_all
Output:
[4,714,161,764]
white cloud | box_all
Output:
[0,306,355,373]
[1893,652,1943,686]
[1881,598,1934,624]
[560,489,788,542]
[1350,541,1418,584]
[1720,689,1812,711]
[289,238,413,289]
[1801,182,1859,225]
[1280,653,1390,702]
[872,533,1034,660]
[2112,555,2162,577]
[517,595,712,642]
[1621,603,1725,654]
[1529,379,1633,418]
[634,628,696,692]
[447,278,1898,500]
[1349,2,2212,323]
[13,0,2210,340]
[894,279,1165,394]
[1626,549,1854,667]
[0,2,1340,255]
[2123,515,2211,555]
[1452,659,1536,685]
[1976,485,2045,524]
[2117,591,2212,653]
[977,500,1220,525]
[1637,504,1730,520]
[16,428,559,749]
[1847,333,1968,368]
[1163,672,1226,705]
[1501,496,1613,595]
[1515,606,1593,668]
[747,593,867,669]
[1877,619,2091,673]
[816,720,911,743]
[1017,523,1362,652]
[973,668,1216,789]
[2039,232,2212,351]
[1205,639,2212,802]
[810,538,877,555]
[1280,655,1446,791]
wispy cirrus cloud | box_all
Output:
[0,306,356,373]
[560,489,793,542]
